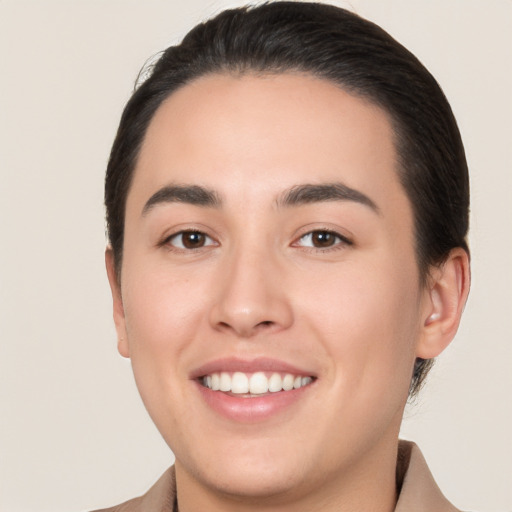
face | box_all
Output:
[109,73,436,502]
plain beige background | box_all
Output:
[0,1,511,511]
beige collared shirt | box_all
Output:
[91,441,462,512]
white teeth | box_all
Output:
[219,372,231,392]
[282,373,294,391]
[211,373,220,391]
[202,371,313,394]
[231,372,249,393]
[268,373,283,392]
[249,372,269,394]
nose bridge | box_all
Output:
[210,235,293,337]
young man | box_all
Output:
[99,3,470,510]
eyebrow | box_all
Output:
[142,184,221,215]
[277,182,379,213]
[141,181,379,216]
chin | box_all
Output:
[175,435,313,500]
[195,459,308,500]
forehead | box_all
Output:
[129,72,408,217]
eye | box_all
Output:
[167,230,216,250]
[295,230,351,249]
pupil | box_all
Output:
[183,232,205,248]
[313,231,334,247]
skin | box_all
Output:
[106,73,470,512]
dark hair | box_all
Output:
[105,1,469,395]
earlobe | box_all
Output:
[105,248,130,358]
[416,248,470,359]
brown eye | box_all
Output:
[296,230,351,249]
[168,231,214,249]
[311,231,336,247]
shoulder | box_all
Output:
[89,494,144,512]
[88,466,176,512]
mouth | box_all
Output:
[200,371,315,397]
[192,358,317,421]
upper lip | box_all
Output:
[189,357,317,380]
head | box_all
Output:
[105,2,469,396]
[104,1,470,505]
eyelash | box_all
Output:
[161,228,352,253]
[162,230,217,251]
[293,229,353,252]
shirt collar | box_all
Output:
[395,440,460,512]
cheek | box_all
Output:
[119,264,215,438]
[121,262,211,376]
[298,258,421,393]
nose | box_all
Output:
[209,245,294,338]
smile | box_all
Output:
[201,371,314,395]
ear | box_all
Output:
[105,248,130,358]
[416,248,470,359]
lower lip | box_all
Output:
[195,381,313,423]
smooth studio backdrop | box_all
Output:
[1,1,511,511]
